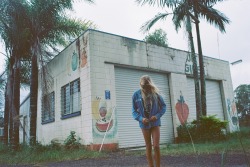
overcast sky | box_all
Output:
[0,0,249,101]
[72,0,249,90]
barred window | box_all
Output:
[61,78,81,119]
[42,92,55,124]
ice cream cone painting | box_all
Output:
[92,100,113,132]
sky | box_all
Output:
[0,0,249,101]
[71,0,250,90]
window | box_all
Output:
[42,92,55,124]
[61,78,81,119]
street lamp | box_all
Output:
[231,59,242,65]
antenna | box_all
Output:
[217,32,220,59]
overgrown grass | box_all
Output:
[127,127,250,156]
[0,144,105,165]
[160,138,250,156]
[162,126,250,156]
[1,127,249,165]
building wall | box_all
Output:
[36,31,94,145]
[20,29,237,148]
[87,29,237,145]
[19,96,30,143]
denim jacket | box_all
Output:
[132,89,167,129]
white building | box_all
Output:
[20,29,238,150]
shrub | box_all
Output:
[176,123,196,143]
[64,131,81,149]
[177,115,228,143]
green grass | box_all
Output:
[0,145,105,165]
[1,127,249,165]
[160,138,250,156]
[162,126,250,156]
[128,127,250,156]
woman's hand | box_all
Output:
[150,116,157,122]
[142,118,149,125]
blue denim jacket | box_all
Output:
[132,89,167,129]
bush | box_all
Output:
[177,115,228,143]
[64,131,81,149]
[176,123,196,143]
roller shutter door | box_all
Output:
[187,78,224,121]
[115,67,174,148]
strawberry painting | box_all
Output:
[175,95,189,125]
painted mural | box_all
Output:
[92,98,117,139]
[67,37,88,74]
[80,38,88,68]
[71,51,78,71]
[226,98,239,130]
[175,94,189,125]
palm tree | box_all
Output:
[136,0,229,118]
[0,0,30,149]
[137,0,202,119]
[191,0,229,116]
[0,0,94,147]
[26,0,94,145]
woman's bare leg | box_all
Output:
[152,126,160,167]
[142,128,154,167]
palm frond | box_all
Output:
[198,0,224,6]
[198,4,230,32]
[141,12,171,33]
[172,2,189,31]
[136,0,182,8]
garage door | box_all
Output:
[115,67,174,148]
[187,78,224,122]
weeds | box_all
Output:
[0,143,103,165]
[0,128,249,165]
[0,131,104,165]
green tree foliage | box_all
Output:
[144,29,168,47]
[27,0,95,146]
[0,0,95,148]
[235,84,250,112]
[234,84,250,126]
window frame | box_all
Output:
[61,78,81,119]
[41,91,55,124]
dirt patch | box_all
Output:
[42,151,249,167]
[1,151,249,167]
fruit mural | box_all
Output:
[80,38,88,68]
[227,99,238,126]
[92,99,117,139]
[175,95,189,125]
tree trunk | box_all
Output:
[186,15,202,120]
[29,53,38,146]
[11,54,21,150]
[3,82,10,145]
[194,1,207,116]
[4,56,14,145]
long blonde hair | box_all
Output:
[140,75,159,95]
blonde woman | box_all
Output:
[132,75,166,167]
